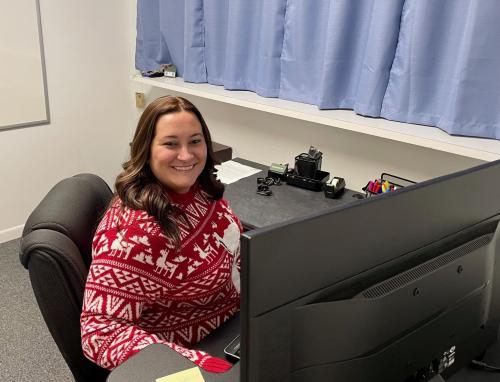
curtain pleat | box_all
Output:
[219,0,287,96]
[279,0,404,113]
[202,0,229,85]
[381,0,500,139]
[136,0,171,71]
[347,0,405,116]
[183,0,206,82]
[136,0,500,140]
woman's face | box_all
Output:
[149,111,207,194]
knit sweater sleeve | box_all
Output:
[80,210,232,372]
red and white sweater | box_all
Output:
[80,186,242,372]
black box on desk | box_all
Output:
[286,170,330,192]
[212,142,232,163]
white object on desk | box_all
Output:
[215,160,261,184]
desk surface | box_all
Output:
[107,160,500,382]
[107,339,500,382]
[108,332,500,382]
[108,315,241,382]
[224,159,362,229]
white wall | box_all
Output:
[0,0,138,242]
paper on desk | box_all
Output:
[214,160,261,184]
[156,366,205,382]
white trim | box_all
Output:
[132,75,500,162]
[0,225,24,244]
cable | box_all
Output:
[471,359,500,372]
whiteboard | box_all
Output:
[0,0,49,130]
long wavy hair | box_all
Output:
[115,95,224,243]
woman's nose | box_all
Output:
[177,145,194,161]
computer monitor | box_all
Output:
[239,159,500,382]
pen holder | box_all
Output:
[363,173,416,198]
[294,153,322,179]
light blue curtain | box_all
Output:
[201,0,287,96]
[280,0,404,115]
[381,0,500,138]
[136,0,500,140]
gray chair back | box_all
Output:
[19,174,112,382]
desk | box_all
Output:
[107,323,500,382]
[107,160,500,382]
[223,158,361,230]
[107,315,241,382]
[107,335,500,382]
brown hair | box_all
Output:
[115,95,224,243]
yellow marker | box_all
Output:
[156,367,205,382]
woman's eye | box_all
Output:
[164,142,177,147]
[191,139,202,144]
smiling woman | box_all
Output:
[116,96,223,241]
[150,111,208,194]
[80,96,243,373]
[0,0,49,130]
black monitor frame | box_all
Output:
[239,159,500,382]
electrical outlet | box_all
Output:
[135,92,145,108]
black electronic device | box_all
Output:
[239,159,500,382]
[140,69,164,78]
[224,335,241,361]
[267,163,288,180]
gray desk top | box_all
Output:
[107,334,500,382]
[107,314,241,382]
[107,344,239,382]
[107,338,500,382]
[224,158,362,229]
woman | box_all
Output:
[80,96,242,373]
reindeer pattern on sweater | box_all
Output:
[80,186,242,372]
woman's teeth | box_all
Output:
[173,165,195,171]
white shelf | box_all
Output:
[132,75,500,162]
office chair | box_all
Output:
[19,174,113,382]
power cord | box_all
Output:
[471,359,500,372]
